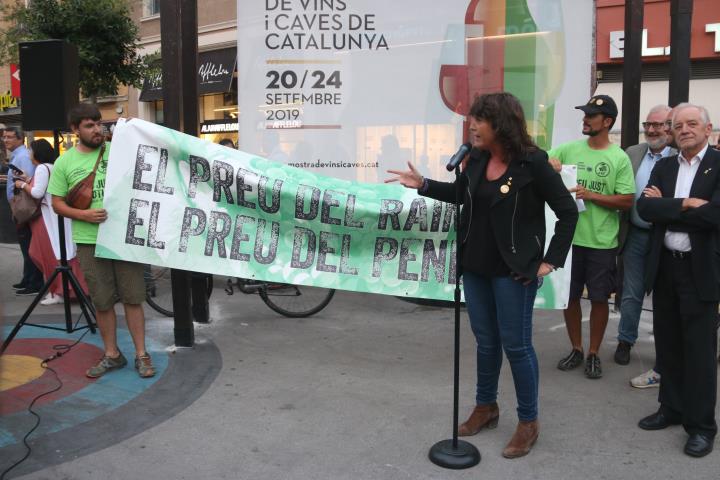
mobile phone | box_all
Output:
[7,164,24,176]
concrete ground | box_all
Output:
[1,241,719,480]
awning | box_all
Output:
[139,47,237,102]
[0,106,23,126]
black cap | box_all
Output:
[575,95,618,117]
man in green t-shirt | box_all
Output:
[48,103,155,379]
[548,95,635,379]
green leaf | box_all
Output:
[0,0,151,97]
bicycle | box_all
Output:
[144,266,213,317]
[224,277,335,318]
[144,266,334,318]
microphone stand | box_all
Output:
[428,161,481,469]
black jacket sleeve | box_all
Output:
[675,183,720,230]
[637,157,684,224]
[637,156,720,230]
[422,176,466,204]
[531,151,578,268]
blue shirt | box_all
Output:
[630,145,671,228]
[6,144,35,201]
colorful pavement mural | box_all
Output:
[0,315,220,477]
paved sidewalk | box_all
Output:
[1,242,718,479]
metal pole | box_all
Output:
[620,0,644,150]
[668,0,693,106]
[180,0,209,324]
[161,0,194,345]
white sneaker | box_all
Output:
[630,369,661,388]
[40,293,63,306]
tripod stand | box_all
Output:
[0,130,96,355]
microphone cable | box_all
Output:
[0,322,92,480]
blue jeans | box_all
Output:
[618,226,650,345]
[463,271,539,422]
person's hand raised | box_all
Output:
[385,161,424,189]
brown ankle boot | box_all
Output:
[502,420,539,458]
[458,403,499,436]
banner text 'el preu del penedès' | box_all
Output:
[97,118,573,307]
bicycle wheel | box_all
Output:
[259,283,335,318]
[145,265,174,317]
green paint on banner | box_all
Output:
[96,118,571,308]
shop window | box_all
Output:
[154,100,164,126]
[143,0,160,17]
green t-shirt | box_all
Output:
[548,139,635,249]
[47,144,110,244]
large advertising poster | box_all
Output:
[235,0,593,308]
[236,0,593,182]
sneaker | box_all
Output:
[86,352,128,378]
[12,281,26,290]
[40,293,63,306]
[585,354,602,379]
[134,353,156,378]
[15,287,40,296]
[557,349,584,371]
[614,341,632,365]
[630,368,661,388]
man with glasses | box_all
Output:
[629,105,679,388]
[614,105,675,367]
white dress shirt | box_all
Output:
[664,142,710,252]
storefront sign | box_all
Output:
[97,118,575,309]
[139,48,237,101]
[597,0,720,63]
[10,64,20,98]
[200,119,239,133]
[609,24,720,59]
[0,91,19,112]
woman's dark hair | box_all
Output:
[30,139,58,164]
[468,92,538,162]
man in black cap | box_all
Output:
[549,95,635,379]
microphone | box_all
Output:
[446,142,472,172]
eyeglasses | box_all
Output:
[642,122,666,130]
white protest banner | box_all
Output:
[96,118,574,308]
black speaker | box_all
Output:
[19,40,79,131]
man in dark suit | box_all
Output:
[637,103,719,458]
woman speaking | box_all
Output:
[386,93,577,458]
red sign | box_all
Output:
[10,64,20,97]
[597,0,720,64]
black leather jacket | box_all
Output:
[423,148,578,279]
